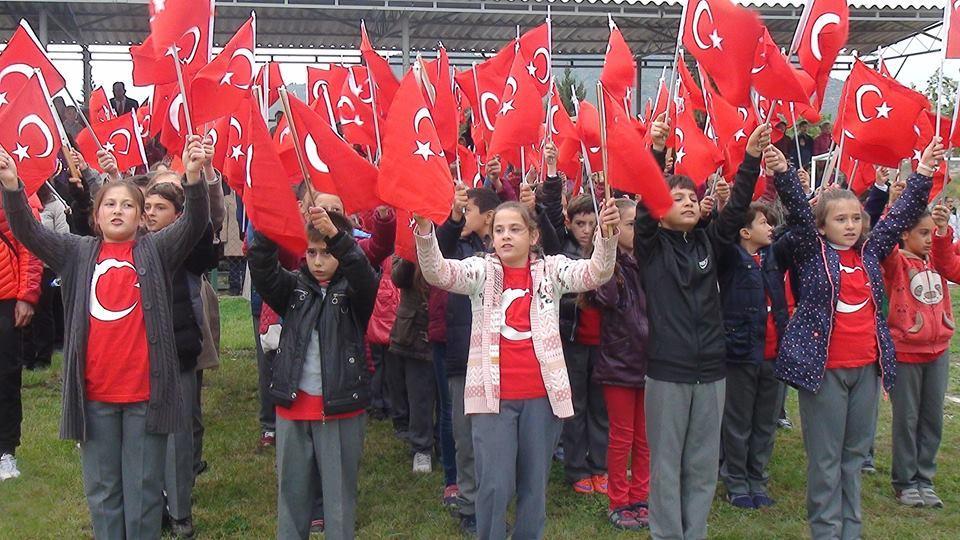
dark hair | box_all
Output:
[466,187,500,213]
[566,193,595,220]
[128,174,153,189]
[741,202,772,230]
[305,210,353,244]
[491,202,542,257]
[666,174,697,193]
[145,182,185,213]
[91,180,145,236]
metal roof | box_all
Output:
[0,0,946,58]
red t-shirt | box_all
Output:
[826,249,878,369]
[575,306,601,345]
[752,254,780,361]
[498,264,547,400]
[85,241,151,403]
[276,392,365,422]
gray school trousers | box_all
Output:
[720,361,780,496]
[798,364,879,540]
[473,397,562,540]
[81,400,167,540]
[890,351,950,492]
[164,369,197,520]
[449,375,477,516]
[560,342,608,482]
[275,413,366,540]
[646,377,725,540]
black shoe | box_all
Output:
[171,516,195,539]
[194,460,208,477]
[459,514,477,535]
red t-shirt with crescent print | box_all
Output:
[85,241,151,402]
[826,248,878,369]
[498,263,547,400]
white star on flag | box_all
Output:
[103,141,116,153]
[875,102,892,119]
[221,72,235,85]
[0,92,8,107]
[709,30,723,50]
[229,145,244,160]
[676,147,687,164]
[734,129,747,141]
[413,140,435,161]
[526,63,537,78]
[12,143,29,161]
[499,100,515,115]
[153,0,166,12]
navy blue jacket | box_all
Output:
[436,217,486,377]
[773,167,932,393]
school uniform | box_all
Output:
[247,229,378,540]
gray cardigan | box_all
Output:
[2,179,210,441]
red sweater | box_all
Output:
[883,232,960,363]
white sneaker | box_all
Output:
[413,452,432,474]
[0,453,20,480]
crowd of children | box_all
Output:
[0,112,956,540]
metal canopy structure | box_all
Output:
[0,0,947,58]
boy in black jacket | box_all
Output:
[636,121,770,540]
[248,207,378,540]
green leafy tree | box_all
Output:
[556,67,585,115]
[924,68,958,120]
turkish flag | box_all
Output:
[548,88,578,143]
[518,23,552,96]
[283,93,384,215]
[673,106,724,185]
[191,16,256,125]
[338,66,380,151]
[377,71,455,224]
[794,0,849,108]
[153,79,192,156]
[393,208,418,263]
[487,51,545,167]
[228,98,307,255]
[137,102,153,139]
[838,153,876,196]
[601,88,671,218]
[456,144,482,187]
[600,19,636,106]
[576,99,603,174]
[946,0,960,59]
[76,112,148,172]
[130,32,209,86]
[307,64,348,126]
[911,115,950,200]
[753,28,811,104]
[206,114,230,176]
[682,0,763,107]
[0,76,61,195]
[89,87,114,125]
[704,75,755,177]
[677,55,706,112]
[648,76,670,124]
[837,60,929,168]
[0,20,65,110]
[557,136,583,188]
[454,45,515,143]
[148,0,214,57]
[254,62,285,110]
[218,107,254,196]
[423,47,460,161]
[360,22,400,113]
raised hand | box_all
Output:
[762,144,789,174]
[0,145,19,190]
[183,135,206,183]
[919,137,946,175]
[650,112,670,152]
[97,148,121,181]
[309,206,338,238]
[599,197,620,238]
[746,124,773,158]
[451,183,468,222]
[932,204,951,235]
[544,141,558,176]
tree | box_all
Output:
[924,68,958,120]
[556,67,585,115]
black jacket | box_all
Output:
[634,153,761,383]
[248,230,378,414]
[541,175,591,341]
[436,217,487,376]
[389,257,431,361]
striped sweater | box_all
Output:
[416,227,617,418]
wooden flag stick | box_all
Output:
[277,87,318,203]
[33,69,81,179]
[169,46,195,136]
[596,80,613,236]
[64,88,105,152]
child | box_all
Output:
[0,137,210,538]
[637,121,769,540]
[765,138,940,539]
[436,184,501,533]
[248,205,378,540]
[414,198,620,540]
[717,202,791,509]
[883,204,959,508]
[589,198,650,530]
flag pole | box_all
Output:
[33,69,81,179]
[572,95,601,217]
[665,0,690,125]
[789,102,804,168]
[596,81,613,236]
[277,87,318,203]
[359,20,384,163]
[63,88,105,152]
[169,46,195,136]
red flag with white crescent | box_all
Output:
[76,112,148,172]
[0,75,61,195]
[0,20,66,112]
[191,16,257,125]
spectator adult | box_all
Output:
[813,121,833,157]
[793,121,815,171]
[110,82,139,116]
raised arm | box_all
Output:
[247,230,301,318]
[358,206,396,267]
[153,136,211,272]
[553,198,620,294]
[327,229,380,327]
[707,125,768,248]
[413,219,485,296]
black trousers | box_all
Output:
[21,268,58,368]
[0,299,24,454]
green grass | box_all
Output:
[2,295,960,539]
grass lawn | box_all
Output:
[2,294,959,539]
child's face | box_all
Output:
[305,239,339,283]
[901,215,934,258]
[661,188,699,231]
[313,193,345,215]
[617,206,636,252]
[144,195,179,232]
[818,198,864,248]
[96,185,142,242]
[741,212,774,249]
[492,208,538,268]
[566,211,596,248]
[462,199,492,238]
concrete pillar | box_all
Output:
[38,9,48,48]
[82,45,93,104]
[401,16,410,74]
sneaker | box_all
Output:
[630,502,650,527]
[608,507,644,531]
[895,487,925,507]
[413,452,432,473]
[443,484,461,509]
[258,431,276,450]
[0,453,20,480]
[861,460,877,475]
[919,487,944,508]
[727,493,756,509]
[591,473,609,495]
[171,516,195,539]
[553,445,565,462]
[752,493,776,508]
[458,514,477,535]
[776,417,793,430]
[573,477,594,494]
[310,518,324,533]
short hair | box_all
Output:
[145,182,185,213]
[129,174,153,190]
[466,187,500,213]
[741,201,772,230]
[666,174,697,193]
[614,198,637,214]
[566,193,596,220]
[305,210,353,244]
[113,81,125,90]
